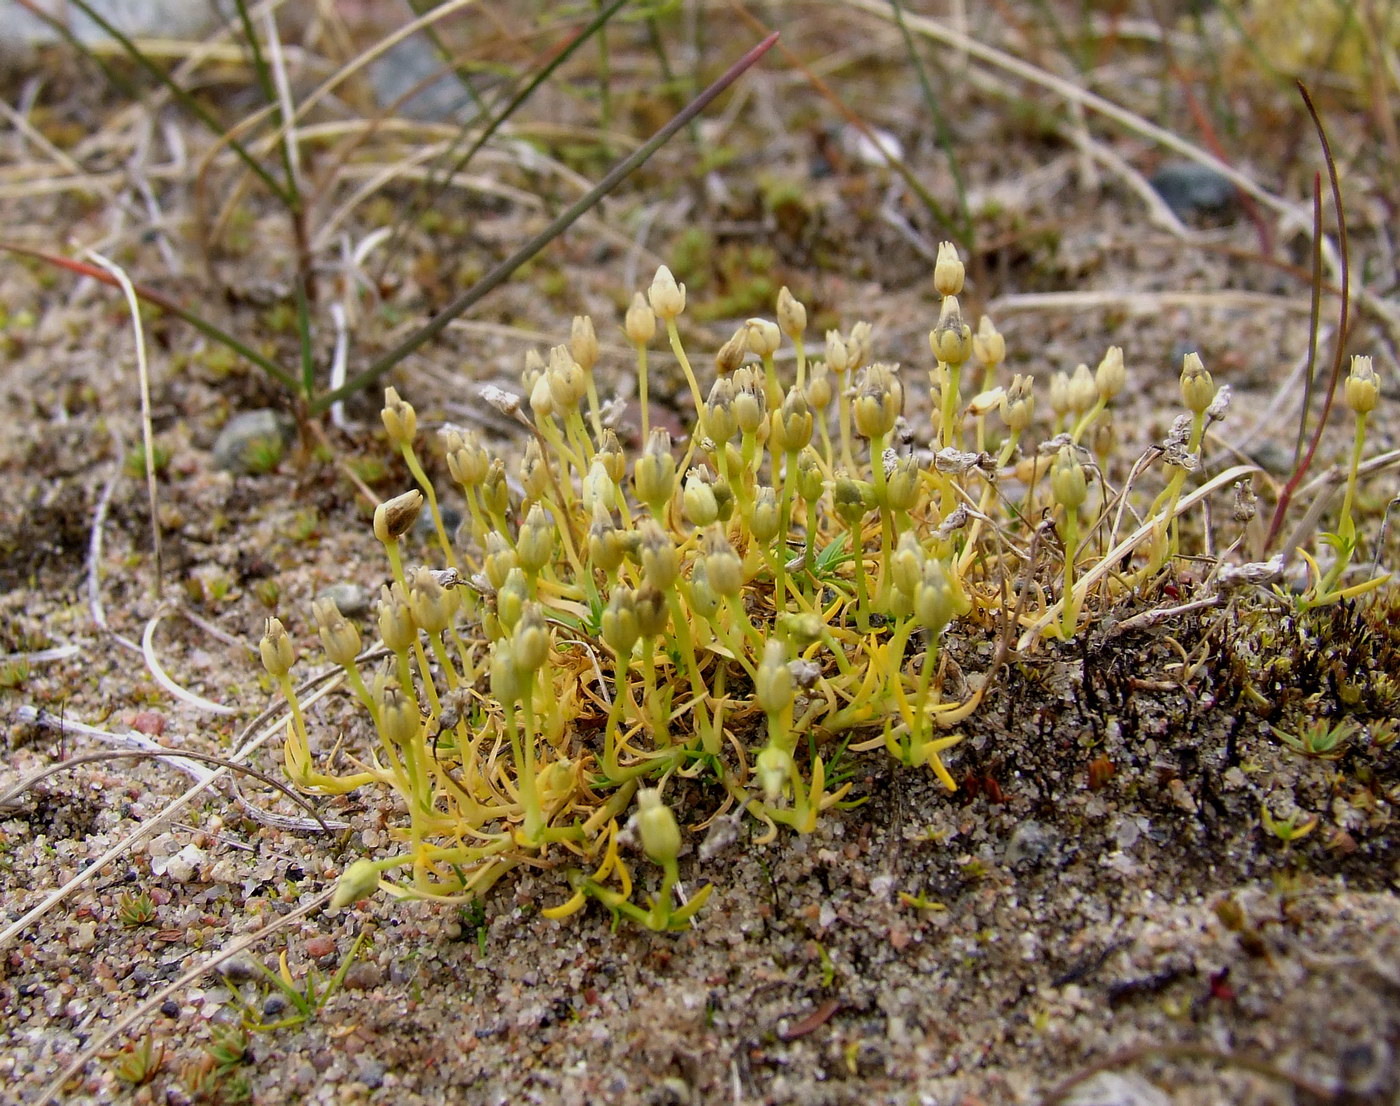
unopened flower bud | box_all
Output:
[547,344,586,410]
[914,558,966,633]
[686,560,722,621]
[833,476,874,526]
[852,363,901,439]
[633,428,677,514]
[483,532,517,591]
[331,858,382,909]
[479,460,510,519]
[1179,352,1215,415]
[636,788,681,865]
[682,469,719,528]
[379,684,419,745]
[313,596,362,667]
[825,330,849,376]
[750,486,781,544]
[373,489,424,544]
[973,315,1005,367]
[756,745,793,802]
[1095,346,1125,401]
[704,377,739,443]
[1051,445,1087,511]
[635,585,669,637]
[638,520,679,590]
[377,583,417,653]
[1067,363,1097,416]
[569,315,599,373]
[744,317,781,358]
[259,617,295,677]
[1344,355,1379,415]
[1048,371,1071,420]
[795,449,824,502]
[647,264,686,320]
[601,588,641,655]
[1001,374,1035,433]
[847,321,873,371]
[512,602,550,672]
[520,437,550,502]
[776,286,807,339]
[733,372,767,435]
[529,371,556,421]
[884,455,920,512]
[701,526,743,597]
[409,565,458,634]
[516,504,555,574]
[804,361,833,410]
[714,328,748,376]
[496,569,528,632]
[624,291,656,346]
[588,507,628,574]
[934,241,965,297]
[489,640,523,703]
[891,532,924,597]
[755,639,793,715]
[930,298,973,365]
[442,425,488,487]
[597,429,626,484]
[770,386,813,454]
[381,387,418,449]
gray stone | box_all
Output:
[0,0,223,54]
[1150,161,1236,220]
[212,409,294,473]
[369,24,481,124]
[318,582,370,618]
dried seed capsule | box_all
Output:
[373,489,424,544]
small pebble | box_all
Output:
[305,935,336,959]
[318,582,369,618]
[212,409,294,474]
[72,922,96,950]
[343,961,383,990]
[160,999,180,1018]
[1149,161,1236,221]
[1003,820,1061,871]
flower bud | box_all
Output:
[934,241,965,297]
[1095,346,1125,401]
[520,437,550,502]
[597,429,626,484]
[776,286,807,339]
[633,428,677,514]
[638,520,679,590]
[442,425,488,487]
[516,504,556,574]
[704,377,739,444]
[1000,374,1035,433]
[701,526,743,597]
[833,476,874,526]
[685,560,722,621]
[891,532,924,597]
[479,460,510,519]
[1344,355,1379,415]
[489,640,523,703]
[373,489,424,544]
[496,568,528,633]
[379,684,419,745]
[1067,363,1097,417]
[313,596,362,667]
[755,639,793,715]
[512,602,550,672]
[601,588,641,655]
[795,449,824,503]
[847,321,873,371]
[682,469,720,528]
[259,617,295,677]
[825,330,849,376]
[914,558,966,633]
[733,371,767,435]
[1048,371,1071,421]
[973,315,1005,367]
[331,858,382,909]
[770,386,814,454]
[624,291,656,346]
[647,264,686,320]
[743,317,781,358]
[547,344,587,411]
[529,370,556,420]
[380,386,417,448]
[884,455,920,512]
[1051,445,1087,511]
[749,486,781,544]
[756,745,793,802]
[636,788,682,865]
[1179,352,1215,415]
[711,478,736,523]
[409,566,458,634]
[930,297,973,365]
[569,315,599,373]
[483,532,517,591]
[635,585,669,637]
[852,363,901,440]
[588,506,628,574]
[377,583,417,653]
[804,361,833,410]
